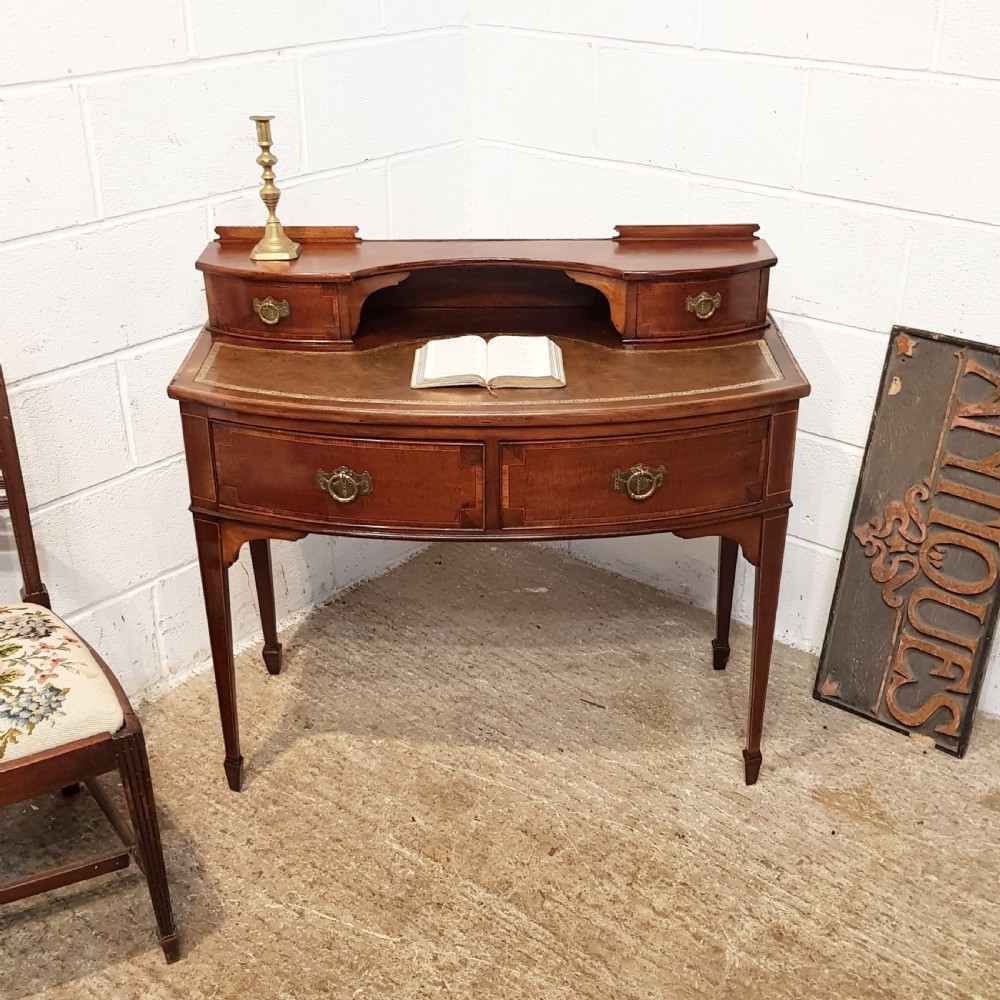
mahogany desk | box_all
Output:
[168,224,810,791]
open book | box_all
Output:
[411,335,566,390]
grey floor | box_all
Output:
[2,544,997,999]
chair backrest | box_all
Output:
[0,368,50,608]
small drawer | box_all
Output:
[634,270,766,341]
[501,420,768,529]
[204,275,343,343]
[214,424,484,530]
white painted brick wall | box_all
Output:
[598,49,806,188]
[473,33,598,154]
[6,2,1000,722]
[688,185,913,331]
[3,88,96,239]
[389,146,470,237]
[2,209,207,381]
[185,2,380,57]
[0,5,462,700]
[800,72,1000,223]
[503,148,689,237]
[211,164,392,236]
[700,0,939,68]
[87,62,301,216]
[938,0,1000,80]
[11,364,133,507]
[508,1,700,47]
[1,4,186,85]
[465,4,1000,716]
[776,315,886,448]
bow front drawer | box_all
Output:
[204,275,342,343]
[635,270,767,341]
[500,419,768,529]
[213,424,484,530]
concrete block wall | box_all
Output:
[0,2,467,698]
[467,2,1000,714]
[6,2,1000,718]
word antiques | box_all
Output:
[851,348,1000,751]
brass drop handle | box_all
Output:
[253,296,291,326]
[316,466,373,504]
[611,464,666,501]
[685,291,722,320]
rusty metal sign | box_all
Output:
[815,326,1000,755]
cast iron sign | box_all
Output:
[815,326,1000,755]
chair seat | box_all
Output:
[0,604,124,764]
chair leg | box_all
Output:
[116,730,180,963]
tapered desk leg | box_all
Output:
[712,537,739,670]
[194,517,243,792]
[249,538,283,675]
[744,513,788,786]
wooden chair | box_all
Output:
[0,367,179,962]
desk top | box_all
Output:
[197,224,777,282]
[170,323,808,427]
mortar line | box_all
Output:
[0,141,467,253]
[930,0,949,71]
[295,54,309,174]
[30,455,187,517]
[490,142,1000,231]
[6,327,202,392]
[792,69,811,190]
[485,24,1000,87]
[113,358,140,467]
[180,0,198,58]
[891,227,917,324]
[0,28,461,93]
[76,86,105,219]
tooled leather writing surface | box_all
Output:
[184,328,792,423]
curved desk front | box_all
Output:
[169,225,810,791]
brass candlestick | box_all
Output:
[248,115,300,261]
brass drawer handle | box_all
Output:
[611,463,666,501]
[253,296,290,326]
[685,291,722,320]
[316,466,373,504]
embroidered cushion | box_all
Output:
[0,603,124,764]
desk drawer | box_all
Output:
[501,420,768,529]
[214,425,484,529]
[635,270,766,341]
[205,275,341,343]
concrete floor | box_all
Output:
[1,544,998,999]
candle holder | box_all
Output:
[248,115,300,261]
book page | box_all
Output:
[421,336,488,383]
[486,336,556,382]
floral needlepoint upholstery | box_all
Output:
[0,604,124,764]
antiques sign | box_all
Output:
[815,327,1000,755]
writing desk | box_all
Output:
[169,224,810,791]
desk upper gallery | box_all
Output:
[168,222,810,791]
